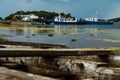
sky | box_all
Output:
[0,0,120,19]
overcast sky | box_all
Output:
[0,0,120,19]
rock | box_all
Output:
[56,58,107,77]
[48,34,54,37]
[109,56,120,66]
[32,34,36,36]
[96,67,114,74]
[95,67,120,80]
[71,38,77,42]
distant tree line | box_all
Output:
[5,10,73,20]
[0,17,2,20]
[109,17,120,22]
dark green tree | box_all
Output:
[109,17,120,22]
[0,17,2,20]
[5,14,14,20]
[60,12,65,17]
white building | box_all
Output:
[85,16,99,22]
[15,14,39,21]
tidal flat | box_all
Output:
[0,22,120,49]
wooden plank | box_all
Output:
[0,48,119,57]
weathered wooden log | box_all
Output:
[0,67,60,80]
[1,63,68,78]
[27,66,70,78]
[0,49,119,57]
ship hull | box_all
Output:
[54,21,113,25]
[54,21,85,25]
[84,21,113,25]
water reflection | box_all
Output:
[1,24,120,48]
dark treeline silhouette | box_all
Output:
[5,10,73,20]
[0,17,2,20]
[109,17,120,22]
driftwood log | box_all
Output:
[0,49,119,57]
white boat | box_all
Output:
[54,15,85,25]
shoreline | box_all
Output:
[1,34,120,50]
[0,34,68,49]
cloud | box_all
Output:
[24,0,32,3]
[16,0,32,3]
[0,0,120,18]
[59,0,71,2]
[0,0,3,3]
[54,0,71,2]
[43,0,71,3]
[107,4,120,19]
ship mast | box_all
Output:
[95,11,98,18]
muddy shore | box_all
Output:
[0,33,120,80]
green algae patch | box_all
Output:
[0,38,5,42]
[87,38,120,43]
[93,30,106,33]
[0,26,56,31]
[0,38,7,43]
[81,47,120,50]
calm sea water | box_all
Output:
[1,23,120,48]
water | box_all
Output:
[0,23,120,48]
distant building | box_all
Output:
[14,14,39,22]
[85,16,99,22]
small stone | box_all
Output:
[71,38,77,42]
[48,34,53,37]
[32,34,36,36]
